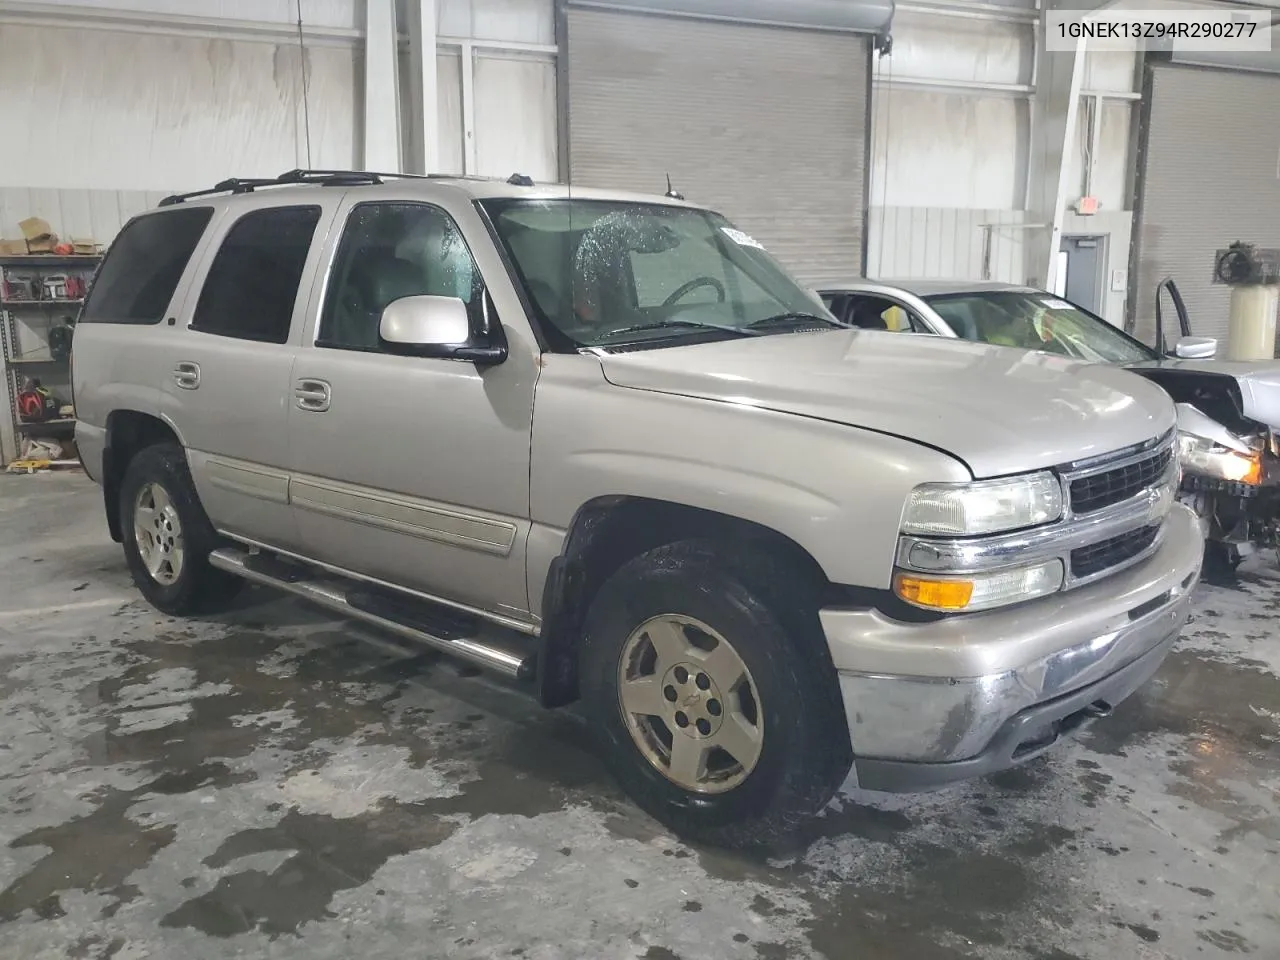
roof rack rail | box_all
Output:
[157,168,536,207]
[157,168,436,207]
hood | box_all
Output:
[599,331,1175,478]
[1126,358,1280,429]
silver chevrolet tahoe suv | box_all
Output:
[72,169,1203,847]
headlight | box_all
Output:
[1178,432,1262,485]
[894,559,1065,612]
[902,472,1064,536]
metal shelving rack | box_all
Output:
[1,255,100,465]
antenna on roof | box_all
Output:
[665,174,684,201]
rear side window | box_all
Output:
[192,205,321,344]
[81,207,213,324]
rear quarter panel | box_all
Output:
[72,324,172,480]
[72,205,227,480]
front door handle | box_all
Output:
[173,361,201,390]
[295,378,331,412]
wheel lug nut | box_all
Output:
[663,685,677,703]
[696,718,711,736]
[674,666,689,684]
[695,673,710,691]
[674,711,689,728]
[707,699,722,717]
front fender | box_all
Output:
[528,355,971,599]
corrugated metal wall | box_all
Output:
[0,23,359,193]
[0,187,165,248]
[11,0,361,29]
[867,208,1030,283]
[866,9,1034,286]
[1132,64,1280,346]
[565,7,870,285]
[0,0,1147,316]
[436,0,555,43]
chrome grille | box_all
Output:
[895,430,1179,605]
[1070,524,1161,579]
[1070,446,1174,514]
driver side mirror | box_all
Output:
[1173,336,1218,360]
[378,295,507,365]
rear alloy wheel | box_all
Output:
[132,481,186,587]
[618,614,764,794]
[581,540,852,848]
[120,442,243,616]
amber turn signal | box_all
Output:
[893,574,975,611]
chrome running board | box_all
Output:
[209,546,536,680]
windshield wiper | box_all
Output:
[745,311,843,331]
[594,319,762,343]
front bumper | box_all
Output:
[1180,467,1280,549]
[823,504,1203,792]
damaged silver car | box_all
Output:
[819,280,1280,580]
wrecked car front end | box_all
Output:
[1135,364,1280,577]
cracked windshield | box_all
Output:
[926,290,1158,364]
[482,198,836,349]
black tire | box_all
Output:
[1202,540,1243,586]
[119,442,243,615]
[580,539,852,848]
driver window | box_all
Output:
[318,202,483,352]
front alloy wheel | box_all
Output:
[618,615,764,794]
[581,540,853,847]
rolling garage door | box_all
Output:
[1131,61,1280,346]
[564,0,890,285]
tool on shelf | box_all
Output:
[1,247,102,465]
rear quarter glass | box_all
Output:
[81,206,214,325]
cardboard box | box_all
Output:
[18,217,53,241]
[0,239,28,256]
[18,217,57,254]
[70,238,100,256]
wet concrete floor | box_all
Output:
[0,472,1277,959]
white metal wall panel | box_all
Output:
[867,207,1029,283]
[2,0,361,32]
[867,11,1034,211]
[1084,51,1139,93]
[1132,65,1280,345]
[870,88,1028,209]
[436,0,556,44]
[0,187,165,246]
[0,23,358,192]
[474,54,558,181]
[436,51,467,175]
[1061,97,1133,214]
[1093,101,1133,212]
[887,12,1032,86]
[566,7,869,283]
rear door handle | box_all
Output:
[295,378,331,412]
[173,361,201,390]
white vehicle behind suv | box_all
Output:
[72,169,1202,846]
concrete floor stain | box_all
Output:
[1,474,1279,959]
[162,803,459,937]
[0,785,176,922]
